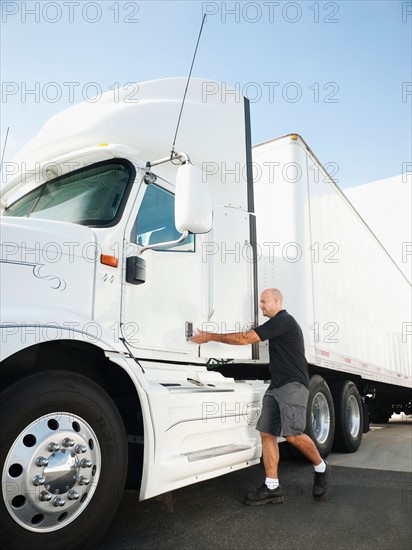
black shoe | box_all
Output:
[244,483,285,506]
[312,461,331,500]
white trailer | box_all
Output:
[0,78,410,549]
[252,136,411,445]
[344,174,411,283]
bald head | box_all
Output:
[266,288,283,302]
[259,288,283,318]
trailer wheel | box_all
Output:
[331,380,363,452]
[0,371,127,550]
[368,400,391,424]
[305,375,335,458]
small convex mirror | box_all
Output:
[126,256,146,285]
[175,162,212,234]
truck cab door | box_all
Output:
[122,181,202,361]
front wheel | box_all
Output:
[0,371,128,550]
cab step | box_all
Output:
[182,443,252,462]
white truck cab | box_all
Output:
[0,78,265,550]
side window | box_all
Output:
[132,184,195,252]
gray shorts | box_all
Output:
[256,382,309,437]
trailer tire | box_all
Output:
[368,400,391,424]
[331,380,363,452]
[0,371,127,550]
[304,375,335,458]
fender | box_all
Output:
[102,352,154,500]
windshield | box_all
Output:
[3,160,135,226]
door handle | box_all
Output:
[185,321,194,341]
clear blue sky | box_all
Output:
[1,0,411,187]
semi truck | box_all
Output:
[0,77,410,550]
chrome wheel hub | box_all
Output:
[347,395,361,437]
[311,392,330,444]
[2,412,100,532]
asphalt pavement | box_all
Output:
[94,420,412,550]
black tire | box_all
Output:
[331,380,363,452]
[0,371,128,550]
[368,400,392,424]
[304,375,335,458]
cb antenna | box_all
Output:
[170,13,207,161]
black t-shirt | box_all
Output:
[254,309,309,389]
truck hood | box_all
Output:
[0,217,97,321]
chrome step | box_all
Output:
[182,444,252,462]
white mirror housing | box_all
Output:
[175,162,213,234]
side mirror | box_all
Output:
[175,162,212,234]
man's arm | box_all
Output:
[191,329,261,345]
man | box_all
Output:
[191,288,330,505]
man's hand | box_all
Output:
[190,330,213,344]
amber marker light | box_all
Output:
[291,134,298,140]
[101,255,119,268]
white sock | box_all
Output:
[314,460,326,473]
[265,477,279,490]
